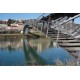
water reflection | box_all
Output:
[0,37,76,66]
[28,38,76,65]
[0,38,23,51]
[23,39,46,65]
[0,38,25,66]
[28,38,52,53]
[39,48,76,65]
[0,38,47,65]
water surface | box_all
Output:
[0,38,76,66]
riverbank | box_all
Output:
[0,31,46,38]
[0,33,23,39]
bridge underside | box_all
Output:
[41,13,79,21]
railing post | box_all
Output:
[36,20,38,31]
[46,22,49,38]
[72,19,74,29]
[56,26,60,43]
[41,25,42,31]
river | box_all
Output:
[0,37,76,66]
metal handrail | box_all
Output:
[55,14,80,27]
[36,14,80,41]
[37,13,45,19]
[55,14,80,42]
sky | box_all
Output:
[0,13,80,24]
[74,17,80,24]
[0,13,49,20]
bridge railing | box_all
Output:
[36,14,80,41]
[25,14,80,40]
[52,14,80,42]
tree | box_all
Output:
[7,19,12,26]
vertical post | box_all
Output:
[36,20,38,31]
[72,19,74,29]
[66,22,68,34]
[47,24,49,35]
[69,19,74,35]
[64,22,68,34]
[46,23,49,38]
[56,27,59,42]
[41,25,42,31]
[46,15,51,38]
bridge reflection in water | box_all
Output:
[0,37,76,66]
[23,39,47,65]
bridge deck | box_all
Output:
[59,43,80,47]
[58,40,80,43]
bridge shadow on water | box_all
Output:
[23,39,47,65]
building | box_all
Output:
[0,20,7,24]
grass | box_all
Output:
[54,50,80,66]
[0,33,24,39]
[55,59,77,66]
[0,33,23,36]
[54,57,79,66]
